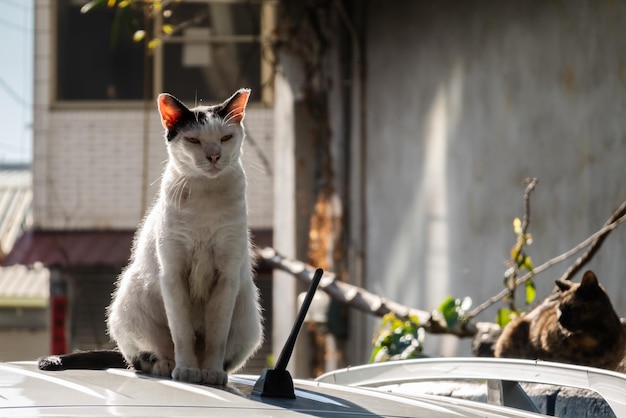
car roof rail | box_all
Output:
[315,357,626,416]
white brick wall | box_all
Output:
[35,107,273,230]
[33,0,274,231]
[242,107,274,229]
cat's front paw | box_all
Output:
[172,366,203,383]
[201,368,228,385]
[152,359,175,378]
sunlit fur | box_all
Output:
[106,89,263,386]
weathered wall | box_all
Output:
[363,0,626,357]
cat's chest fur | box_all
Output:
[158,167,248,294]
[162,169,246,234]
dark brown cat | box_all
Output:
[494,270,626,371]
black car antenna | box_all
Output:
[252,268,324,399]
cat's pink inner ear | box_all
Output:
[225,89,250,124]
[158,94,184,130]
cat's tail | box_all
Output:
[38,350,128,371]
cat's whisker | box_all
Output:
[221,108,242,126]
[151,173,164,187]
[173,177,188,210]
[180,179,189,209]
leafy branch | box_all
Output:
[465,200,626,322]
[497,178,538,326]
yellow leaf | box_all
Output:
[510,247,518,261]
[148,39,162,49]
[153,1,162,12]
[524,255,534,272]
[107,0,116,7]
[118,0,130,8]
[133,30,146,42]
[513,217,522,235]
[162,24,174,35]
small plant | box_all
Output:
[497,179,539,328]
[369,313,425,363]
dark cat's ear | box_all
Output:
[578,270,601,298]
[555,279,571,292]
[580,270,599,288]
[216,89,251,125]
[157,93,191,131]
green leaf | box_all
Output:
[437,296,459,329]
[525,279,536,305]
[496,308,515,328]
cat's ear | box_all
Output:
[555,279,571,292]
[580,270,599,288]
[217,89,250,125]
[158,93,191,131]
[578,270,601,295]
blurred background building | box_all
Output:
[1,0,625,378]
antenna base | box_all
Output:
[252,368,296,399]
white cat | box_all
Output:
[39,90,263,386]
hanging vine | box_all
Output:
[274,0,343,273]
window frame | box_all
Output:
[51,0,276,109]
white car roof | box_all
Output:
[0,361,548,417]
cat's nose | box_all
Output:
[205,143,221,163]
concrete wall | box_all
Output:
[363,0,626,357]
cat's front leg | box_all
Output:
[158,244,203,384]
[198,268,240,385]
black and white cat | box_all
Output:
[39,89,263,386]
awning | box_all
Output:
[0,263,49,307]
[2,230,134,267]
[0,165,33,260]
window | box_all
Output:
[55,0,274,104]
[56,0,147,101]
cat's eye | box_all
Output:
[185,137,200,144]
[220,134,233,143]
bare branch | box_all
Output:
[557,200,626,282]
[255,247,477,338]
[521,178,538,234]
